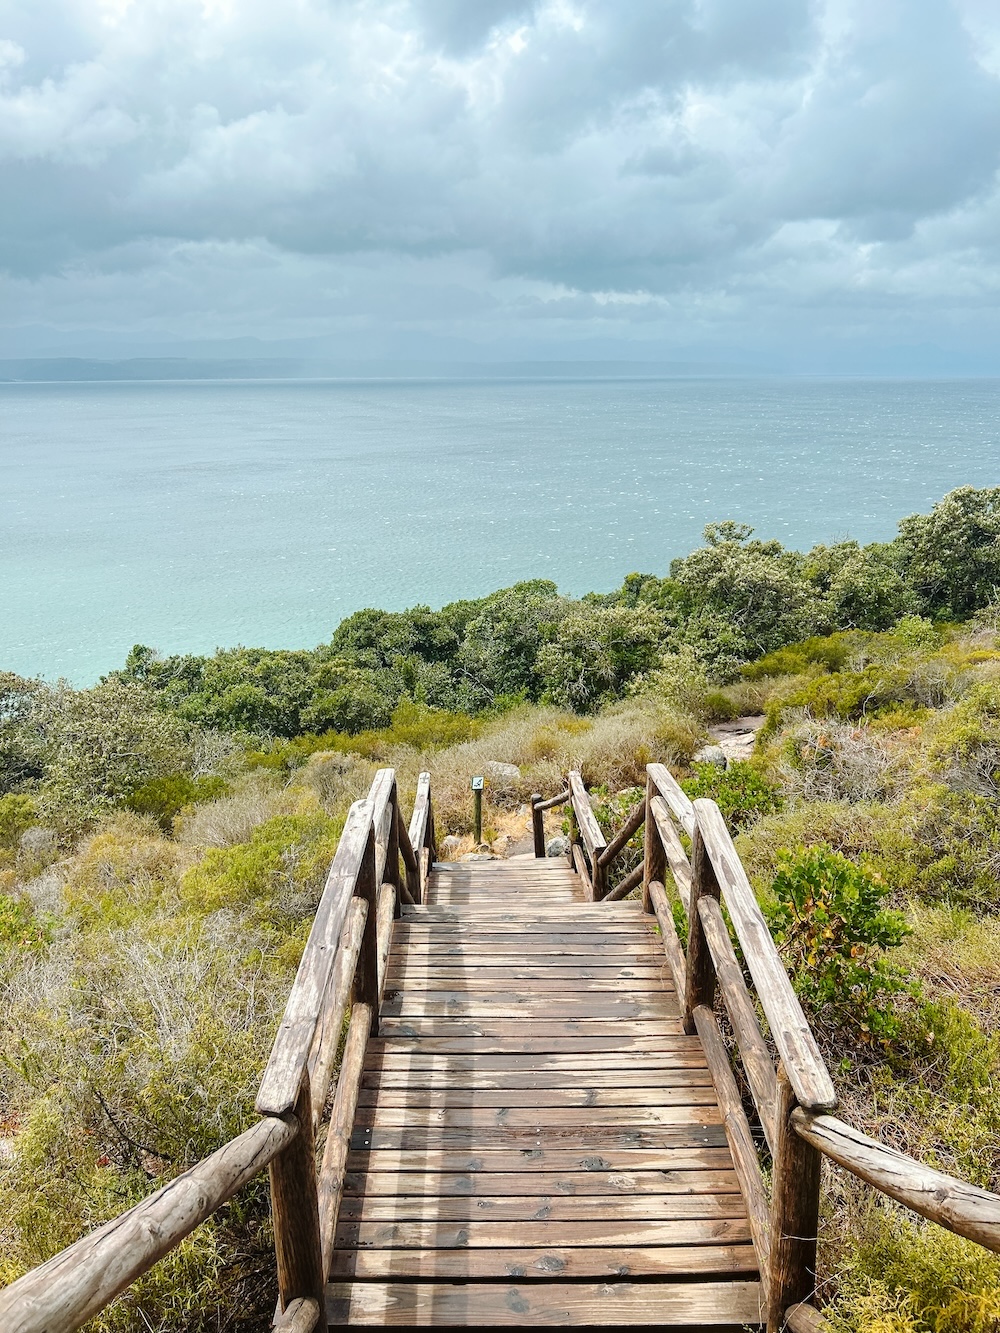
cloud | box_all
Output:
[0,0,999,365]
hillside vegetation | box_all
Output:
[1,485,999,1331]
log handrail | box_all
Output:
[537,761,1000,1331]
[0,768,435,1333]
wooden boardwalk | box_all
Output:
[328,856,764,1327]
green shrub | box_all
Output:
[181,808,342,923]
[681,761,781,830]
[126,773,229,831]
[766,845,911,1046]
[0,793,36,849]
[0,892,52,956]
[827,1203,1000,1333]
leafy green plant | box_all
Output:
[681,761,781,830]
[0,793,37,849]
[766,845,911,1045]
[126,773,229,831]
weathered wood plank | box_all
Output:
[355,1102,724,1128]
[568,770,608,863]
[357,1085,718,1110]
[598,799,647,868]
[344,1147,736,1173]
[342,1168,739,1196]
[334,1217,755,1251]
[698,894,777,1151]
[361,1068,708,1090]
[650,794,694,912]
[268,1077,326,1321]
[693,1005,771,1283]
[326,1277,765,1325]
[350,1125,731,1151]
[649,880,688,997]
[338,1192,749,1223]
[318,1002,373,1272]
[330,1243,758,1281]
[647,762,696,836]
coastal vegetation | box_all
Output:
[1,485,999,1329]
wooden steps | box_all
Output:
[327,857,763,1327]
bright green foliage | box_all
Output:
[766,845,911,1045]
[126,773,229,830]
[537,605,667,712]
[926,681,1000,798]
[681,761,782,830]
[0,794,36,849]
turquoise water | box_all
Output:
[2,376,1000,683]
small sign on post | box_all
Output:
[471,776,484,844]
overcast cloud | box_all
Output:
[2,0,1000,369]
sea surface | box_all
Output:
[2,376,1000,684]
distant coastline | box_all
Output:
[0,357,754,383]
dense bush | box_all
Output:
[681,760,782,830]
[766,845,911,1046]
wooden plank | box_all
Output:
[338,1193,749,1223]
[649,880,688,997]
[647,762,696,836]
[334,1217,755,1251]
[307,896,367,1128]
[318,1003,372,1271]
[330,1243,758,1281]
[385,966,673,983]
[384,975,674,993]
[361,1069,709,1090]
[693,1006,771,1283]
[698,895,777,1151]
[326,1277,765,1325]
[572,842,595,897]
[694,799,836,1113]
[568,770,608,862]
[353,1105,724,1128]
[350,1125,731,1151]
[344,1147,736,1173]
[365,1044,706,1068]
[650,794,694,912]
[381,998,677,1020]
[376,1018,685,1037]
[684,824,719,1033]
[357,1086,719,1110]
[342,1168,740,1196]
[367,1034,693,1054]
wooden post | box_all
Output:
[592,855,608,901]
[530,793,545,858]
[354,825,380,1035]
[683,823,720,1034]
[386,780,402,917]
[642,770,666,914]
[768,1066,823,1332]
[567,798,580,870]
[269,1075,326,1322]
[474,787,482,843]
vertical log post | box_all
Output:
[592,855,608,902]
[768,1067,823,1332]
[386,780,402,916]
[531,793,545,858]
[683,823,720,1034]
[567,799,580,871]
[354,825,380,1035]
[268,1075,326,1322]
[641,771,665,914]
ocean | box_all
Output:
[2,375,999,683]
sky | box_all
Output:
[2,0,1000,372]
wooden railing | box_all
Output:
[534,763,1000,1333]
[0,767,437,1333]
